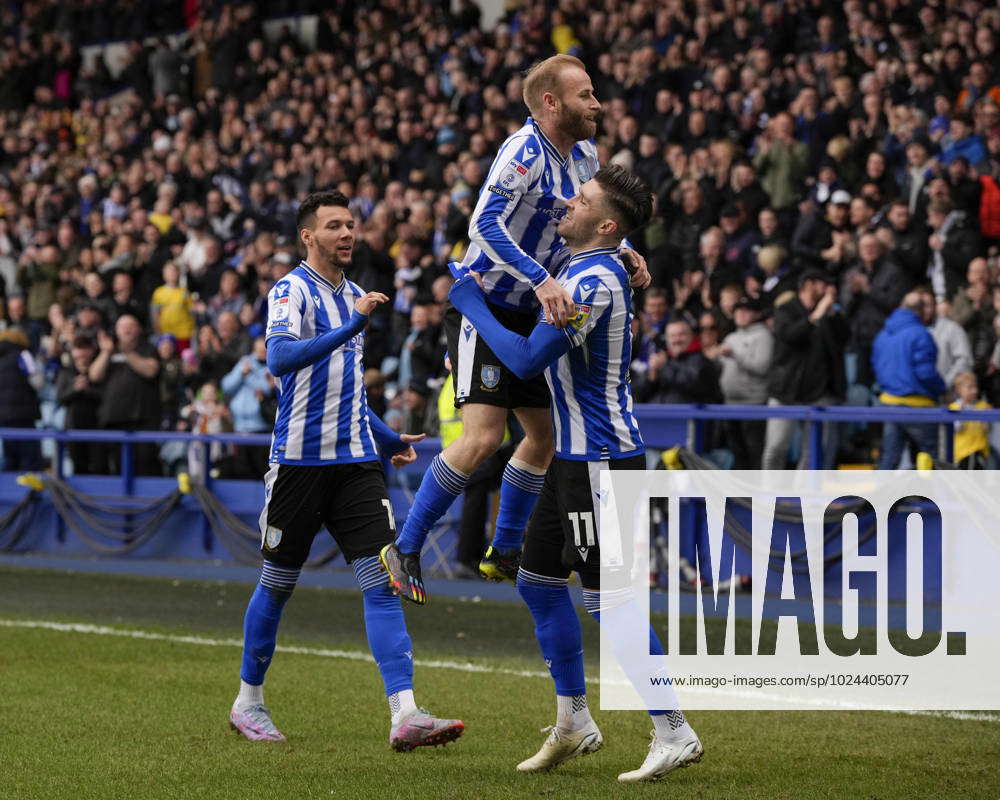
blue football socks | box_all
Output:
[240,561,299,686]
[395,454,469,554]
[492,458,546,550]
[358,556,415,696]
[517,569,586,697]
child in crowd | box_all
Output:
[949,371,993,469]
[183,379,233,478]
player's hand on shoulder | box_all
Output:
[621,248,652,289]
[535,275,575,328]
[355,291,389,316]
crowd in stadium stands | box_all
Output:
[0,0,999,476]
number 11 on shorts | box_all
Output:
[567,511,596,547]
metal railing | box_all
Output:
[2,401,998,486]
[632,403,1000,467]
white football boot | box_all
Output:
[516,721,603,772]
[617,731,704,782]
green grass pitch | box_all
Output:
[1,566,998,799]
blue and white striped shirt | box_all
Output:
[547,248,644,461]
[461,117,600,312]
[264,262,377,465]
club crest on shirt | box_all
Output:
[264,525,282,549]
[569,303,592,331]
[480,364,501,390]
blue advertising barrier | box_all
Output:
[0,402,992,599]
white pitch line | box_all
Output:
[2,618,998,724]
[0,618,553,680]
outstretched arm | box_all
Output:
[267,312,367,376]
[449,275,570,379]
[367,410,407,455]
[367,410,427,467]
[266,291,388,377]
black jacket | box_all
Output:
[55,366,102,430]
[937,215,982,299]
[97,344,161,429]
[791,213,849,274]
[883,222,929,285]
[666,208,714,272]
[0,340,39,425]
[642,349,722,404]
[840,257,910,349]
[767,296,848,404]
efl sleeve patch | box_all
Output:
[267,280,303,339]
[490,150,534,195]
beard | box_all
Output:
[556,214,583,246]
[315,239,351,271]
[560,105,599,142]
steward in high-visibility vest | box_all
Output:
[437,372,510,449]
[438,373,463,448]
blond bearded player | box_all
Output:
[383,55,651,604]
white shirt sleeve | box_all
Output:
[266,278,307,341]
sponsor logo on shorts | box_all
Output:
[488,184,516,201]
[265,525,283,549]
[480,364,501,390]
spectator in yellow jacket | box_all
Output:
[949,371,993,469]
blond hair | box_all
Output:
[826,135,851,161]
[523,55,586,117]
[757,244,786,275]
[953,371,978,391]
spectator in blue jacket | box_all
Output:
[872,292,948,469]
[220,336,272,478]
[940,115,988,168]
